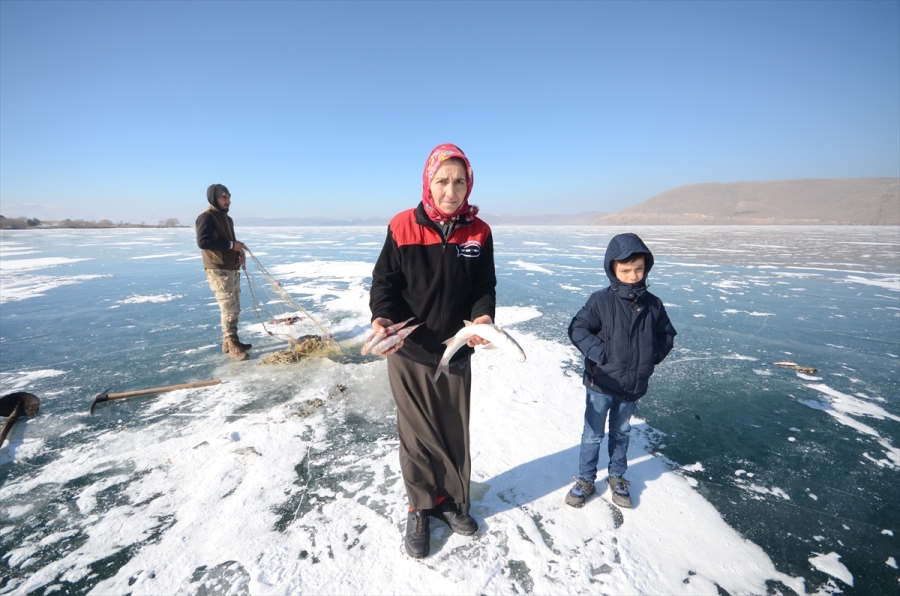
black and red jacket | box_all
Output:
[370,202,496,366]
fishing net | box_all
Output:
[242,248,344,364]
[258,335,336,365]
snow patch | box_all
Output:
[843,275,900,292]
[508,260,554,275]
[0,273,109,303]
[723,354,758,361]
[119,294,185,304]
[0,369,66,392]
[0,257,92,272]
[130,253,182,260]
[808,552,853,586]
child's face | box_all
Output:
[614,256,646,284]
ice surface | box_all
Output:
[2,225,898,595]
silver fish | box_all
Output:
[370,323,423,356]
[433,321,526,382]
[361,317,415,355]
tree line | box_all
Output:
[0,216,184,230]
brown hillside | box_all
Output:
[594,178,900,225]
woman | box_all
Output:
[369,143,496,558]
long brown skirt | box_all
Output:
[387,354,472,515]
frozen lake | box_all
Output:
[1,225,898,595]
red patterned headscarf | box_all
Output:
[421,143,478,224]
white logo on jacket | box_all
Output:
[457,240,482,258]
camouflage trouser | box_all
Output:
[205,269,241,342]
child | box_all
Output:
[565,233,676,508]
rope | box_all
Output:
[242,248,345,353]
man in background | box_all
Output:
[196,183,251,360]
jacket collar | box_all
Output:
[611,278,648,302]
[415,202,473,232]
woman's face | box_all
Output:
[429,159,468,216]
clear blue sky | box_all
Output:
[1,0,898,224]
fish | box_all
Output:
[361,317,415,355]
[370,323,423,355]
[433,321,526,383]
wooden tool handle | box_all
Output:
[0,401,23,448]
[107,379,221,400]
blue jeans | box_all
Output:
[577,387,638,481]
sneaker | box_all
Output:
[404,509,430,558]
[565,476,596,508]
[431,501,478,536]
[607,476,632,508]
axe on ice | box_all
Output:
[90,379,221,415]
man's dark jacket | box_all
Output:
[196,192,239,271]
[370,202,496,366]
[568,233,677,401]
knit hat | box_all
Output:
[206,184,230,208]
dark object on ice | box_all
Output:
[694,414,701,420]
[0,392,40,448]
[269,315,304,325]
[430,500,478,535]
[606,501,625,528]
[404,509,430,558]
[90,379,222,415]
[289,398,325,418]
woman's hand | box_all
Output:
[372,317,404,355]
[467,314,493,347]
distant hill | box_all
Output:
[593,178,899,225]
[479,211,609,225]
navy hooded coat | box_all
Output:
[568,233,677,401]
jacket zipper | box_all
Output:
[439,221,456,337]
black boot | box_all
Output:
[431,501,478,536]
[404,509,430,558]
